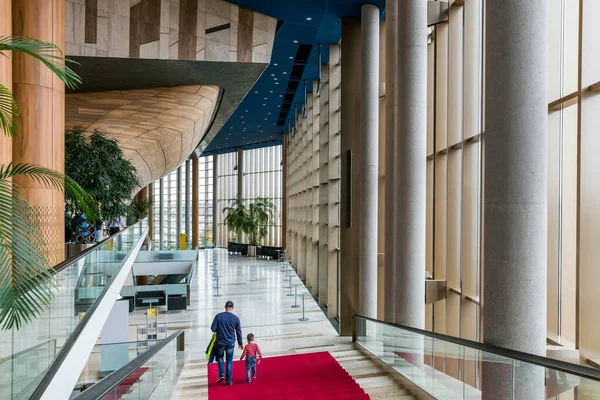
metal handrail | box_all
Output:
[71,330,183,400]
[30,221,149,399]
[353,314,600,382]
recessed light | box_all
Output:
[277,105,281,107]
[242,121,245,124]
[289,56,293,59]
[279,95,283,97]
[293,40,298,44]
[265,118,268,120]
[263,103,266,106]
[254,91,259,93]
[241,116,244,118]
[264,97,267,100]
[306,17,312,21]
[269,90,273,93]
[273,123,276,125]
[283,72,287,74]
[268,112,271,115]
[275,82,279,85]
[271,74,275,76]
[245,110,248,112]
[274,78,278,81]
[274,63,278,66]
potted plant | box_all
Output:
[223,197,275,257]
[65,126,141,244]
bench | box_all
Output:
[228,242,248,256]
[257,246,283,260]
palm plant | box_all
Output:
[223,197,275,246]
[0,36,97,330]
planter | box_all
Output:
[247,245,257,257]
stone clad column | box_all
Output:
[191,152,199,249]
[12,0,66,264]
[212,154,217,246]
[340,17,361,335]
[185,159,191,242]
[482,0,548,398]
[359,4,379,318]
[237,149,244,242]
[394,0,427,328]
[384,0,398,323]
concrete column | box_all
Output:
[482,1,548,398]
[359,4,379,319]
[185,159,191,243]
[384,0,398,323]
[176,166,182,235]
[212,154,218,247]
[159,178,165,250]
[191,152,199,249]
[237,149,244,242]
[282,135,287,249]
[340,17,361,335]
[393,0,427,329]
[148,183,154,243]
[12,0,66,264]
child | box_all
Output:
[240,333,262,383]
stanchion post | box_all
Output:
[298,294,309,321]
[291,285,300,308]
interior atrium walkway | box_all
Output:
[128,249,413,399]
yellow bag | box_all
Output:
[206,333,217,361]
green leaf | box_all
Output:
[0,36,81,90]
[0,83,18,138]
[0,180,57,330]
[0,163,100,222]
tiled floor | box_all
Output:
[129,249,412,399]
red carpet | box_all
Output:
[208,352,370,399]
[102,367,148,400]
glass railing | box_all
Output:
[74,340,161,392]
[354,315,600,399]
[0,220,148,400]
[72,331,183,400]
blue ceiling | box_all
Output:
[202,0,386,155]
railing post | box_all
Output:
[177,331,185,351]
[352,314,357,343]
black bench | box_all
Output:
[228,242,248,255]
[257,246,283,260]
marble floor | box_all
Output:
[123,249,414,399]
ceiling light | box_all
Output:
[241,116,244,118]
[273,123,276,125]
[306,17,312,21]
[274,63,278,66]
[289,56,293,59]
[263,103,266,106]
[264,97,267,100]
[254,91,259,93]
[283,72,287,74]
[269,90,273,93]
[275,82,279,85]
[245,110,248,112]
[242,121,245,124]
[274,78,278,81]
[268,112,271,114]
[293,40,298,44]
[271,74,275,76]
[279,95,283,97]
[265,118,268,120]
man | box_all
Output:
[210,300,243,385]
[107,217,125,236]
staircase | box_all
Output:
[329,346,416,400]
[170,343,415,399]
